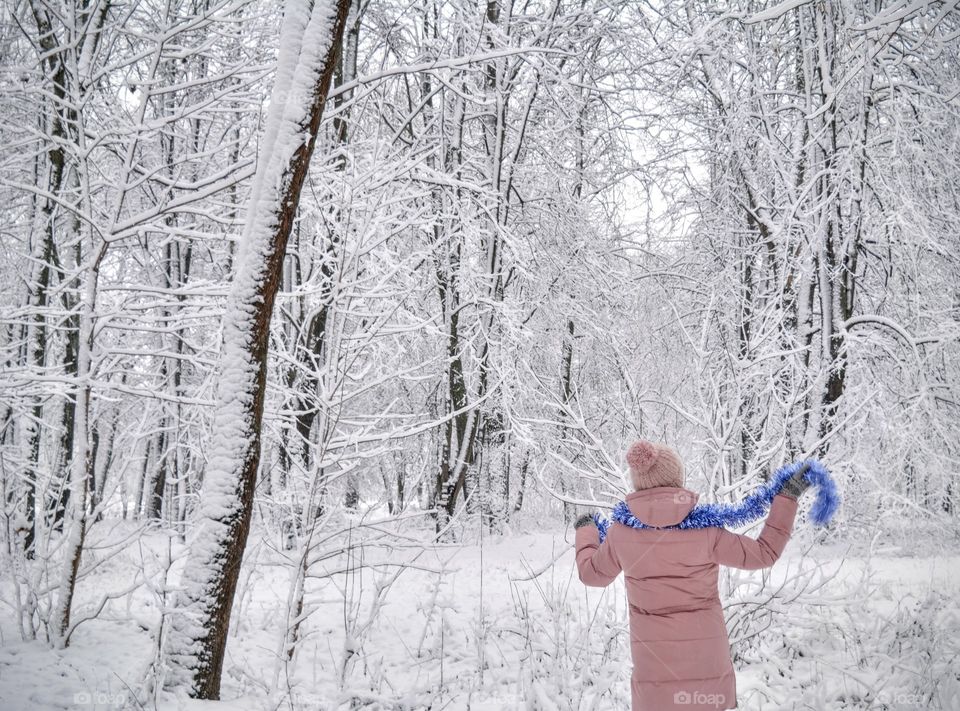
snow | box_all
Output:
[744,0,813,25]
[2,523,959,710]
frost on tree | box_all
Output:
[162,0,352,699]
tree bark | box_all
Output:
[162,0,352,699]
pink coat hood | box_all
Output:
[624,486,700,527]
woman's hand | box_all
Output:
[574,513,596,529]
[781,463,812,500]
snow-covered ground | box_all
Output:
[1,521,958,710]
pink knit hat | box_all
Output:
[626,440,684,490]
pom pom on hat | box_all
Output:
[626,440,658,473]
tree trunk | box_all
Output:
[162,0,352,699]
[52,240,106,648]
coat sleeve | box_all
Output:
[575,524,621,587]
[709,493,799,570]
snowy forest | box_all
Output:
[1,0,959,708]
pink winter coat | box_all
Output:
[575,486,799,711]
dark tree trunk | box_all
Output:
[162,1,353,699]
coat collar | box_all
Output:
[624,486,700,528]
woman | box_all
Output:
[574,440,810,711]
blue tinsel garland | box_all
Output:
[594,459,840,544]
